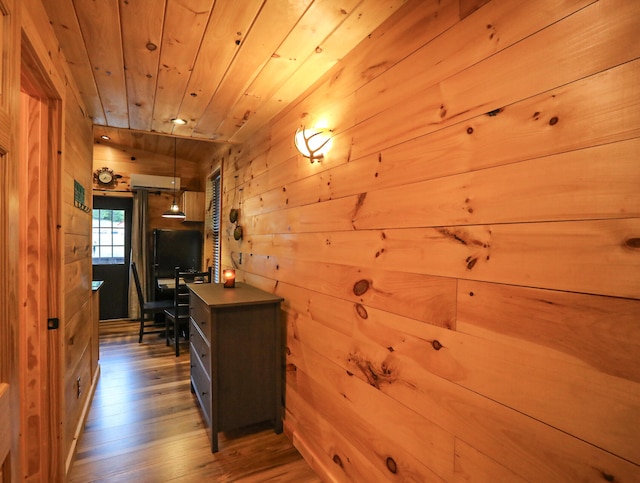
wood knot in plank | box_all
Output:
[431,340,443,350]
[598,469,615,482]
[352,192,367,220]
[355,303,368,319]
[348,353,396,389]
[333,454,343,468]
[362,61,390,80]
[437,227,486,247]
[624,237,640,249]
[353,279,370,296]
[386,457,398,474]
[437,227,468,245]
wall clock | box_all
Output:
[94,167,118,188]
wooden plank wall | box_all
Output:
[61,80,94,476]
[22,0,95,478]
[217,0,640,480]
[92,142,205,231]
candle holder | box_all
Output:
[223,269,236,288]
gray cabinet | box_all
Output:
[188,282,284,452]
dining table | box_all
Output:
[157,276,209,291]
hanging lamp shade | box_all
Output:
[162,200,186,219]
[162,137,186,219]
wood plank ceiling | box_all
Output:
[44,0,407,160]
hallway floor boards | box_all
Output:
[68,319,320,482]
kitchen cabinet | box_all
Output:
[181,191,204,222]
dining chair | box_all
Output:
[164,266,212,356]
[131,261,174,343]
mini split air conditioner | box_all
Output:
[130,173,180,191]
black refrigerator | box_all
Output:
[152,229,203,298]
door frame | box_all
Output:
[18,31,63,482]
[0,0,21,480]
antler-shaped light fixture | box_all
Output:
[294,126,332,163]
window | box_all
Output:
[92,208,126,264]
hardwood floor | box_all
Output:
[68,319,321,482]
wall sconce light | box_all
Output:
[294,126,332,163]
[162,137,186,219]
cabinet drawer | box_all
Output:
[190,343,212,426]
[190,320,211,379]
[189,294,211,339]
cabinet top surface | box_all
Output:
[188,282,283,307]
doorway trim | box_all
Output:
[19,32,63,482]
[0,0,23,480]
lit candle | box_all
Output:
[223,269,236,288]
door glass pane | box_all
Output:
[92,208,126,265]
[99,231,112,245]
[112,227,124,245]
[113,245,125,262]
[100,246,113,259]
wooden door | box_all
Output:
[0,0,20,480]
[17,35,63,482]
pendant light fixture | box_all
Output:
[162,137,186,219]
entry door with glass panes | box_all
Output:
[92,197,132,320]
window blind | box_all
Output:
[210,173,221,282]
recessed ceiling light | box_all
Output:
[100,135,110,140]
[171,118,187,125]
